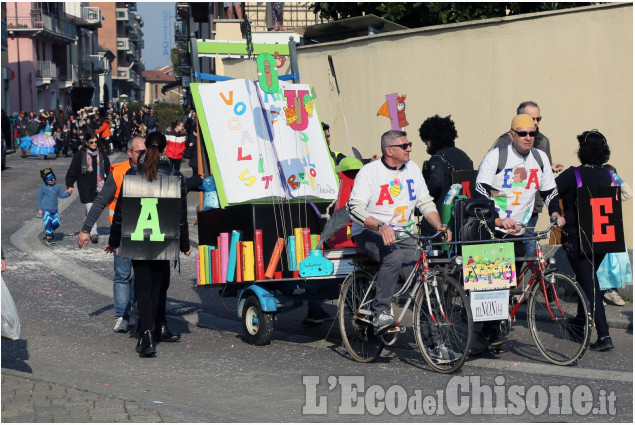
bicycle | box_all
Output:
[338,229,473,374]
[466,217,592,366]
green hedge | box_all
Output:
[153,103,185,132]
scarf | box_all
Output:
[83,148,105,192]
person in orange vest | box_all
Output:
[77,136,151,335]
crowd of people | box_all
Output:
[9,97,630,359]
[346,100,630,359]
[9,102,165,159]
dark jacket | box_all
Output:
[65,149,110,204]
[555,165,613,237]
[422,146,474,213]
[421,146,473,235]
[143,113,157,130]
[108,156,190,254]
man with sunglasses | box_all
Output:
[491,101,564,229]
[348,130,450,335]
[475,114,565,349]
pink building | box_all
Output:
[4,2,105,114]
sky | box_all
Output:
[137,2,177,70]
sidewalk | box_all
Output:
[1,368,191,423]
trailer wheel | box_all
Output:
[242,295,274,345]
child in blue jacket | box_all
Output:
[36,168,71,244]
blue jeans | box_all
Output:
[523,213,539,261]
[113,249,135,319]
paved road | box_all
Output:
[1,150,633,422]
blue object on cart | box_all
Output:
[199,175,220,210]
[299,250,334,277]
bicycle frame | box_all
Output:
[509,240,567,323]
[352,239,450,329]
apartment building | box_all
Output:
[91,2,145,106]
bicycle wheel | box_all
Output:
[338,270,384,363]
[413,273,472,373]
[528,272,591,366]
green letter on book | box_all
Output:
[131,198,164,242]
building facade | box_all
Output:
[4,2,113,113]
[90,2,145,106]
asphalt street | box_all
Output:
[1,150,633,422]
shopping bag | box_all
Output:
[1,277,21,340]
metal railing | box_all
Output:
[88,55,107,72]
[82,7,102,25]
[6,9,76,40]
[243,2,321,31]
[35,61,57,79]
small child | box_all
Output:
[36,168,71,244]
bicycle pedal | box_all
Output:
[385,325,406,334]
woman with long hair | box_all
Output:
[106,132,191,357]
[65,132,110,243]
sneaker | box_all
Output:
[429,344,457,363]
[114,317,128,333]
[46,235,55,245]
[590,336,614,352]
[90,234,99,244]
[372,311,396,331]
[604,291,626,306]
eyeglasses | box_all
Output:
[512,130,537,138]
[131,149,145,155]
[388,142,412,150]
[87,140,97,144]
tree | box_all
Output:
[309,3,593,28]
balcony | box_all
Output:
[88,55,108,73]
[175,21,187,42]
[116,8,134,28]
[6,9,76,41]
[35,60,58,84]
[116,67,130,80]
[77,61,93,81]
[80,7,102,28]
[116,37,130,51]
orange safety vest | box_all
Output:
[108,160,132,225]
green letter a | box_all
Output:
[130,198,165,242]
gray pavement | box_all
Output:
[1,149,633,422]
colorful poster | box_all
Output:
[461,242,516,290]
[190,79,339,207]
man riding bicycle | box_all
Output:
[474,113,565,348]
[347,130,451,332]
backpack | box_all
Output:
[495,145,544,175]
[454,198,497,243]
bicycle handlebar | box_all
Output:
[394,218,561,248]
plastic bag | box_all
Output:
[199,176,220,210]
[1,277,20,340]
